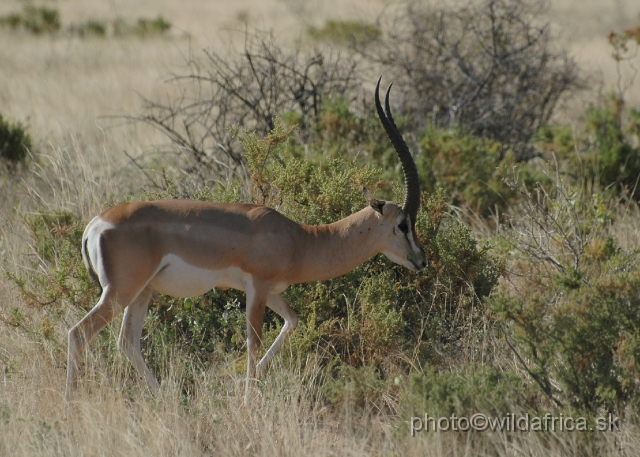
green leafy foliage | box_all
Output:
[418,127,549,217]
[238,118,383,223]
[0,13,21,29]
[492,174,640,413]
[535,97,640,199]
[491,254,640,413]
[148,292,247,360]
[308,20,380,46]
[133,16,171,37]
[0,114,31,166]
[293,98,548,221]
[404,366,531,418]
[0,7,170,39]
[234,121,503,377]
[419,128,510,216]
[583,99,640,197]
[7,212,98,311]
[112,15,172,38]
[69,20,107,37]
[0,6,60,34]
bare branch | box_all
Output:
[126,30,359,189]
[354,0,583,159]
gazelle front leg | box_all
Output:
[244,281,269,405]
[256,294,298,377]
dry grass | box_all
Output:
[2,301,638,457]
[1,0,640,455]
[1,326,637,456]
[0,0,638,157]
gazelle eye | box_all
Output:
[398,222,409,234]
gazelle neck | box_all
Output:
[293,207,382,284]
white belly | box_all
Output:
[148,253,247,298]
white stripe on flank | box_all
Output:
[149,253,247,298]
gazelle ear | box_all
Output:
[363,187,386,215]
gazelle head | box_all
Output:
[367,77,427,271]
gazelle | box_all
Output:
[65,77,426,403]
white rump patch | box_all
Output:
[84,216,116,287]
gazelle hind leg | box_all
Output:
[66,285,130,401]
[244,282,269,405]
[256,294,298,377]
[117,286,160,394]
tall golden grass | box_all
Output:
[1,322,638,456]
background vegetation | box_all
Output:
[1,0,640,455]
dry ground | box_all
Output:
[1,1,639,455]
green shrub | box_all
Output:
[404,366,531,418]
[419,127,506,216]
[310,97,401,178]
[583,98,640,198]
[296,97,536,221]
[323,364,390,410]
[418,127,547,218]
[147,291,247,362]
[491,256,640,413]
[493,175,640,413]
[0,14,22,29]
[110,16,171,38]
[25,5,60,33]
[7,212,97,311]
[236,121,503,372]
[0,114,31,165]
[297,98,550,221]
[144,122,502,379]
[69,20,106,37]
[314,97,363,156]
[308,20,380,46]
[134,15,171,37]
[0,6,60,34]
[535,97,640,199]
[534,123,575,161]
[0,11,169,39]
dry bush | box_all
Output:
[356,0,582,158]
[131,31,359,188]
[608,20,640,113]
[491,167,640,413]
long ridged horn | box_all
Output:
[375,76,421,224]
